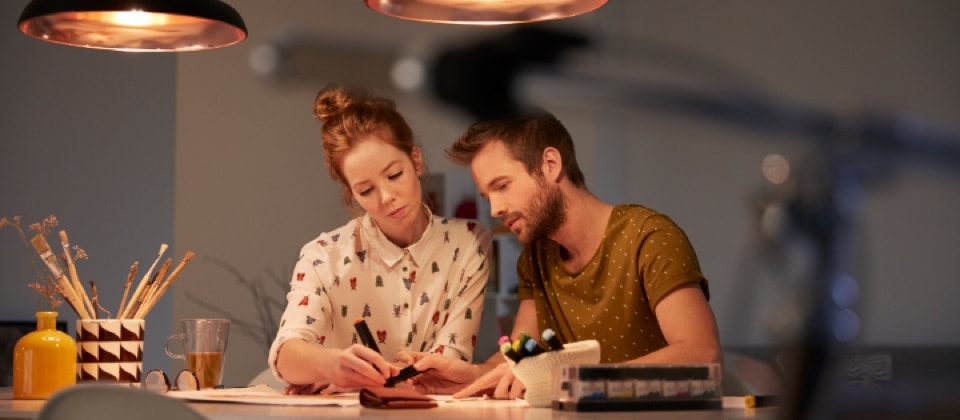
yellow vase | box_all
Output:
[13,311,77,399]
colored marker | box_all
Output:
[523,338,546,357]
[498,335,510,346]
[542,328,564,351]
[501,342,522,363]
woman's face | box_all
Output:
[341,134,424,242]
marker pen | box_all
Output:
[542,328,564,351]
[501,342,522,363]
[353,317,381,353]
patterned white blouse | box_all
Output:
[268,207,492,382]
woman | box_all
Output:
[268,84,492,394]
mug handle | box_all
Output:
[165,332,187,360]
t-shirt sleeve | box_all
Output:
[638,214,709,309]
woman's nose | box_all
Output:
[380,185,396,205]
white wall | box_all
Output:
[165,0,960,387]
[1,1,176,377]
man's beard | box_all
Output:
[519,178,565,244]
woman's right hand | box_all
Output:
[325,344,399,389]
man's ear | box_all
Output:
[412,146,424,177]
[540,147,563,183]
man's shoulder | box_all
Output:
[610,204,666,225]
[608,204,689,239]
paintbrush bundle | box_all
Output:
[28,229,193,320]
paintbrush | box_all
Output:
[30,234,90,318]
[133,258,171,319]
[137,251,195,319]
[59,230,95,317]
[117,261,138,318]
[122,243,167,318]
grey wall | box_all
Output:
[2,0,957,389]
[1,2,176,376]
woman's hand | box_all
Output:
[324,344,398,389]
[453,362,525,400]
[395,351,481,395]
[277,340,399,393]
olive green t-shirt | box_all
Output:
[517,204,709,363]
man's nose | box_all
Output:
[489,197,505,219]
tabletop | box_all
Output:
[0,387,778,420]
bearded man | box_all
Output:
[398,109,720,400]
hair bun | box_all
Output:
[313,84,355,123]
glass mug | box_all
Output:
[165,318,230,389]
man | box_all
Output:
[400,109,720,399]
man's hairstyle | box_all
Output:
[446,109,586,188]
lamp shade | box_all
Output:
[17,0,247,52]
[364,0,608,25]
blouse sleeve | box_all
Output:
[425,220,492,362]
[267,237,334,381]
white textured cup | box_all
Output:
[509,339,601,408]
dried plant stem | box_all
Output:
[189,258,291,353]
[46,276,83,317]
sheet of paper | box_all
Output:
[166,384,360,407]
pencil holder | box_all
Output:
[76,319,144,387]
[508,339,601,408]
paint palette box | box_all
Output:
[552,363,722,411]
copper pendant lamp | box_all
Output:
[17,0,248,52]
[364,0,608,25]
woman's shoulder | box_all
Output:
[433,216,492,237]
[300,218,360,252]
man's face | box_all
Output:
[471,140,564,244]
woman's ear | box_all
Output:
[412,146,424,177]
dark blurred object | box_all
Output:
[429,25,589,119]
[454,200,478,219]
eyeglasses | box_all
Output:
[144,368,200,393]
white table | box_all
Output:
[0,387,777,420]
